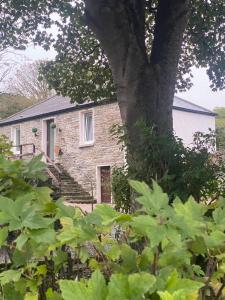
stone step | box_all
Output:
[61,185,84,190]
[60,181,80,185]
[46,163,92,202]
[64,198,96,204]
[60,186,89,194]
[61,186,85,191]
[61,192,91,197]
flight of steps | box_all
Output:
[47,164,95,204]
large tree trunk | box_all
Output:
[85,0,190,171]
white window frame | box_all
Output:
[11,125,21,154]
[79,109,94,147]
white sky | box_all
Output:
[14,45,225,111]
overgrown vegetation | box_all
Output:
[111,125,225,211]
[0,155,224,299]
[0,93,34,119]
[214,107,225,151]
[0,135,12,156]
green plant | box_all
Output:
[50,123,56,129]
[0,135,12,156]
[111,166,131,213]
[111,124,225,208]
[32,127,38,133]
[0,155,224,299]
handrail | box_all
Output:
[41,152,62,174]
[46,168,60,187]
[11,143,35,147]
[7,152,35,160]
[8,143,36,160]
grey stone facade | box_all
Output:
[0,102,124,201]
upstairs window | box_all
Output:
[80,111,94,145]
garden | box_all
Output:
[0,134,224,300]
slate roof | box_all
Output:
[0,95,216,126]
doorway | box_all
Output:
[99,166,111,203]
[46,119,55,161]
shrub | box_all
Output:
[0,135,12,156]
[111,124,225,209]
[111,166,130,213]
[0,156,224,299]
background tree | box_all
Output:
[0,93,33,119]
[7,60,54,102]
[1,0,225,173]
[0,49,17,87]
[214,107,225,150]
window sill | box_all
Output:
[79,141,94,148]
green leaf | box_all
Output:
[120,244,138,273]
[0,227,8,246]
[0,269,23,285]
[87,270,107,300]
[129,180,170,215]
[173,198,206,238]
[22,213,54,229]
[158,291,174,300]
[129,180,151,196]
[166,270,204,295]
[88,204,120,226]
[30,228,56,244]
[53,249,68,269]
[107,274,129,300]
[131,215,166,248]
[24,292,38,300]
[16,233,28,250]
[128,273,156,300]
[2,283,24,300]
[59,280,87,300]
[159,248,191,269]
[205,230,225,248]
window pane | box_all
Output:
[84,113,93,142]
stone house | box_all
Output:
[0,95,216,204]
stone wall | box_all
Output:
[55,102,124,199]
[0,102,124,201]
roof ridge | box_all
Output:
[174,96,213,113]
[0,94,57,122]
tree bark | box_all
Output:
[84,0,190,166]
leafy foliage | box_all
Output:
[111,167,131,213]
[1,1,225,102]
[214,107,225,150]
[0,135,12,156]
[0,156,224,299]
[7,61,54,102]
[111,124,225,205]
[0,93,33,119]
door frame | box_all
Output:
[96,164,112,204]
[11,125,21,154]
[41,117,56,161]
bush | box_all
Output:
[111,166,130,213]
[0,135,12,156]
[0,156,224,299]
[111,124,225,209]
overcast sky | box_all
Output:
[16,45,225,111]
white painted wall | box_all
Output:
[172,109,215,147]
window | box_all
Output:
[80,111,94,145]
[12,126,21,153]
